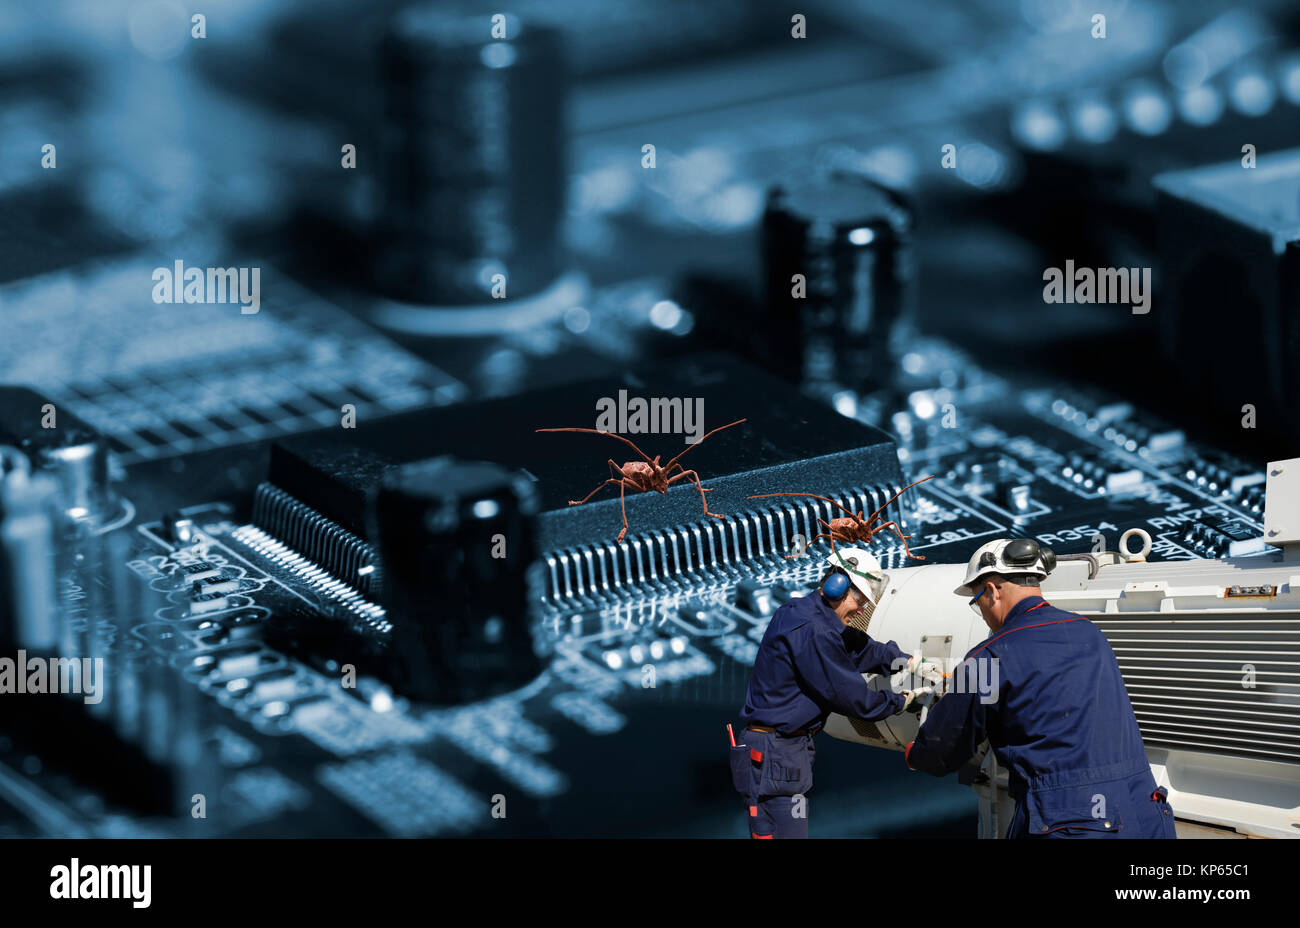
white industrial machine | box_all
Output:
[825,458,1300,838]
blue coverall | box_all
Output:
[905,595,1177,838]
[732,591,908,838]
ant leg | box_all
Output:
[663,462,712,488]
[876,520,925,560]
[876,520,912,547]
[788,532,834,559]
[571,477,622,507]
[616,478,629,543]
[794,519,833,558]
[668,469,724,521]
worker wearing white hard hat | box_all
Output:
[953,538,1056,621]
[824,546,887,608]
[904,537,1178,839]
[823,547,938,678]
[731,546,932,838]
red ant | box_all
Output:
[536,419,747,543]
[747,475,934,560]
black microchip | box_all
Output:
[263,353,904,553]
[1189,511,1267,557]
[267,442,395,539]
[270,353,902,553]
[514,355,903,550]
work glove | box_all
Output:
[904,686,935,714]
[903,651,944,688]
[916,662,944,687]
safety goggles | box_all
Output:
[968,586,986,618]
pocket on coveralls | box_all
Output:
[1026,785,1125,837]
[729,744,755,795]
[756,736,813,798]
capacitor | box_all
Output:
[67,520,114,725]
[762,177,914,390]
[0,452,60,651]
[375,456,544,704]
[374,8,567,305]
[0,386,116,526]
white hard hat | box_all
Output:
[953,538,1056,597]
[824,547,887,605]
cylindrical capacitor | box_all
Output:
[376,457,544,704]
[762,177,914,390]
[0,386,115,526]
[375,8,566,305]
[0,454,60,652]
[111,578,156,750]
[44,438,111,524]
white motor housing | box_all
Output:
[825,460,1300,839]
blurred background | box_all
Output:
[2,0,1300,837]
[7,0,1300,456]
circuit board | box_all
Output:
[0,328,1273,838]
[2,0,1297,843]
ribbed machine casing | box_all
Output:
[824,551,1300,837]
[1045,556,1300,766]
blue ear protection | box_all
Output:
[823,572,851,600]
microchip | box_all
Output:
[390,353,902,552]
[1188,512,1267,557]
[266,443,395,539]
[262,353,904,554]
[1156,151,1300,441]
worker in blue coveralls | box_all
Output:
[904,538,1178,838]
[731,547,939,838]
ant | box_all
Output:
[747,475,934,560]
[536,419,747,543]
